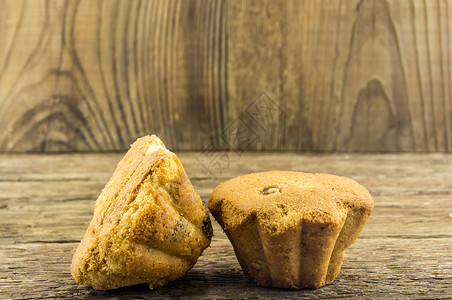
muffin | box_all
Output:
[71,135,212,290]
[208,171,373,289]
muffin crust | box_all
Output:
[208,171,373,289]
[71,135,212,290]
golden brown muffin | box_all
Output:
[208,171,373,289]
[71,135,212,290]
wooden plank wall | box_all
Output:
[1,0,451,152]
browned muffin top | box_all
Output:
[209,171,373,234]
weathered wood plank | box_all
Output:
[2,237,451,299]
[1,153,452,298]
[0,0,226,152]
[2,1,452,152]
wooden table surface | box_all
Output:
[1,153,451,299]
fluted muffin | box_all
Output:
[208,171,373,289]
[71,135,212,290]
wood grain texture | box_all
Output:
[1,153,452,298]
[1,0,452,152]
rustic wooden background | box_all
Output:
[1,0,452,152]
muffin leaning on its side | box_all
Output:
[71,135,212,290]
[208,171,373,289]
